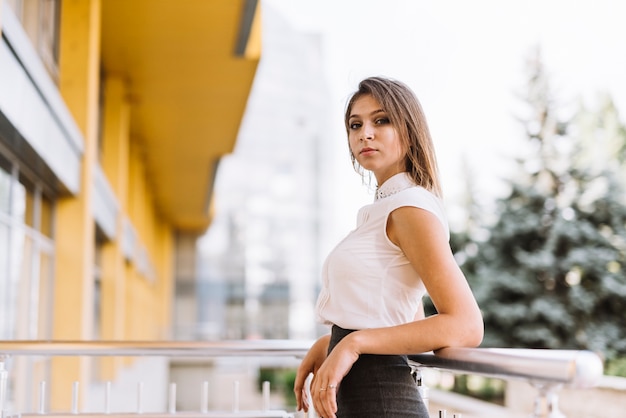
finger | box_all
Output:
[302,388,309,412]
[311,386,325,416]
[297,387,309,412]
[294,387,302,411]
[327,386,338,417]
[294,371,312,411]
[323,386,337,418]
[293,379,301,407]
[295,391,303,411]
[316,387,336,418]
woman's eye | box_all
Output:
[349,122,362,130]
[375,117,390,125]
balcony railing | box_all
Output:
[0,340,604,418]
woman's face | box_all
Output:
[347,94,406,185]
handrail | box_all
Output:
[0,340,313,358]
[0,340,603,388]
[409,347,603,389]
[0,341,606,418]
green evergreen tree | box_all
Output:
[469,50,626,361]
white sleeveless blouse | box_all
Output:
[315,172,449,330]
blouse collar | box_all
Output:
[375,172,415,201]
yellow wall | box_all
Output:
[49,0,175,409]
[51,0,101,408]
[99,76,130,378]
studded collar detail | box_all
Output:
[375,172,415,201]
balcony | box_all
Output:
[0,340,612,418]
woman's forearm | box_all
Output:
[343,311,483,356]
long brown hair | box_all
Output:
[344,76,442,197]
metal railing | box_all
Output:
[409,347,603,417]
[0,340,604,418]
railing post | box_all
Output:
[200,381,209,413]
[412,367,429,410]
[71,381,79,414]
[262,380,270,411]
[531,382,565,418]
[168,383,176,414]
[137,382,144,414]
[0,356,8,418]
[38,381,46,414]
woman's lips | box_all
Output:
[360,147,376,156]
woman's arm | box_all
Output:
[294,334,331,412]
[348,205,484,354]
[309,206,483,417]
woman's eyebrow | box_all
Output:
[349,108,385,120]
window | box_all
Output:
[0,159,55,340]
[5,0,62,81]
[0,153,56,411]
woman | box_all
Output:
[293,77,483,418]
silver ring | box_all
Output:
[319,388,327,392]
[328,384,336,389]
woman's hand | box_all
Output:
[309,335,360,418]
[294,335,330,412]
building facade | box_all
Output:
[0,0,260,411]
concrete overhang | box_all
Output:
[101,0,261,232]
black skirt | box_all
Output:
[328,325,429,418]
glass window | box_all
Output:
[12,177,26,223]
[6,0,61,81]
[0,153,56,411]
[37,249,54,338]
[14,228,31,338]
[0,222,11,338]
[0,158,55,340]
[0,156,12,214]
[37,0,61,76]
[40,194,53,238]
[24,184,34,228]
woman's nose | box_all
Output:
[362,123,374,140]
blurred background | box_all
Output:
[1,0,625,416]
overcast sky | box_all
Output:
[262,0,626,229]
